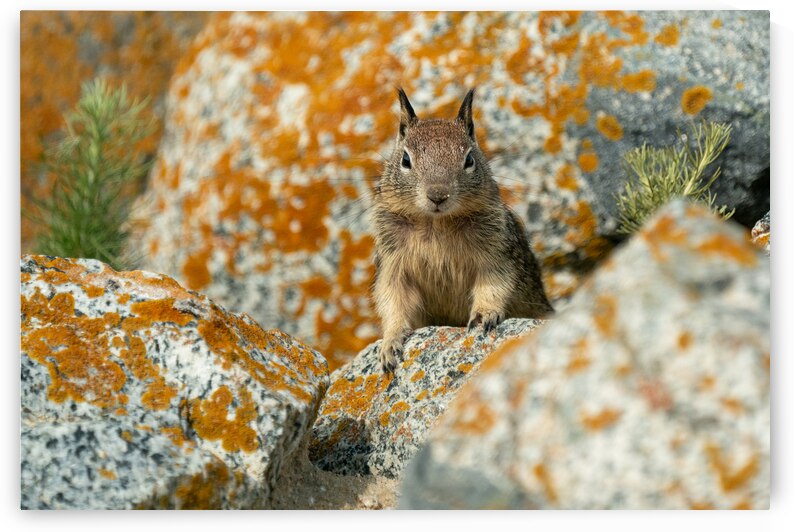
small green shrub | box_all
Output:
[28,79,155,269]
[615,121,734,234]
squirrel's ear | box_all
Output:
[397,88,417,138]
[457,88,476,141]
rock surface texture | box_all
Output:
[135,11,769,369]
[309,319,541,479]
[399,200,770,509]
[751,211,770,254]
[20,255,328,509]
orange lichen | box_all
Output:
[319,374,390,419]
[678,331,693,350]
[544,135,563,154]
[691,502,715,510]
[410,370,425,382]
[533,463,559,504]
[161,426,190,448]
[593,294,617,337]
[188,386,259,453]
[480,335,528,373]
[182,249,213,291]
[595,114,624,141]
[578,151,599,173]
[173,460,233,510]
[416,390,429,401]
[98,468,117,480]
[712,18,723,29]
[22,290,128,409]
[621,70,657,93]
[84,284,105,298]
[721,397,745,414]
[580,408,622,431]
[379,411,391,427]
[643,214,687,262]
[696,234,758,267]
[700,375,716,390]
[615,363,633,377]
[450,401,497,434]
[704,443,759,492]
[555,164,579,191]
[561,200,598,248]
[431,386,447,398]
[681,86,713,115]
[736,82,745,91]
[566,338,590,373]
[142,379,178,411]
[197,314,316,403]
[654,24,680,46]
[391,401,410,413]
[457,362,474,374]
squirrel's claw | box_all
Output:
[379,341,403,375]
[468,310,504,333]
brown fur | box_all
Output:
[372,88,553,373]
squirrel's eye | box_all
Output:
[401,150,412,169]
[464,151,475,169]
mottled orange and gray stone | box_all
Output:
[399,200,770,509]
[134,11,768,369]
[309,318,540,479]
[21,255,328,509]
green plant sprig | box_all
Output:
[615,120,734,234]
[27,78,155,269]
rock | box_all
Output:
[751,212,770,254]
[20,255,328,509]
[308,319,540,479]
[135,11,768,369]
[399,200,770,509]
[571,11,769,228]
[21,12,209,251]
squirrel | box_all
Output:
[371,88,554,374]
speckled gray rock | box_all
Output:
[20,255,328,509]
[308,319,540,479]
[572,11,769,228]
[399,200,770,509]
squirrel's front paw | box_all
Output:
[379,339,403,375]
[467,309,505,333]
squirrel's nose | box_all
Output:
[426,189,450,206]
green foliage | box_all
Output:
[615,121,734,234]
[29,79,155,269]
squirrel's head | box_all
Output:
[381,88,494,217]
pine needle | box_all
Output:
[615,120,734,234]
[27,79,155,269]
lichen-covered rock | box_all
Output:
[751,212,770,254]
[399,200,770,509]
[136,11,768,369]
[20,255,328,509]
[308,319,539,479]
[20,12,209,251]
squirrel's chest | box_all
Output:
[399,223,485,285]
